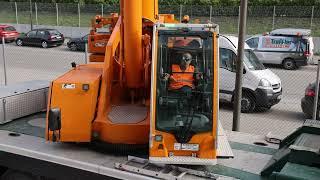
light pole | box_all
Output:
[232,0,248,131]
[29,0,33,30]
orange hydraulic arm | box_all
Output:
[88,14,118,62]
[47,0,160,144]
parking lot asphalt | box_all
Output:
[0,42,313,138]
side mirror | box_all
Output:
[48,108,61,131]
[243,68,246,74]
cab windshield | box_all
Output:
[244,49,265,70]
[155,31,214,142]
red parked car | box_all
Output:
[0,25,19,43]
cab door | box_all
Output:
[219,48,236,102]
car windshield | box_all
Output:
[4,26,16,31]
[244,49,265,70]
[49,30,61,35]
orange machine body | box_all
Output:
[46,64,103,142]
[46,0,218,165]
[47,0,160,144]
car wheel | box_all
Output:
[70,43,77,51]
[241,92,256,113]
[41,41,48,48]
[16,39,23,46]
[283,58,296,70]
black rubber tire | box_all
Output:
[282,58,296,70]
[241,92,256,113]
[16,39,23,46]
[41,41,48,48]
[70,43,77,51]
[1,170,36,180]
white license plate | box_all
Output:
[174,143,199,151]
[56,36,61,39]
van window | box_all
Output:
[244,49,265,70]
[246,37,259,49]
[220,48,236,72]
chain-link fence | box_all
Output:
[1,2,319,137]
[1,2,320,35]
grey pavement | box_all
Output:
[220,65,317,138]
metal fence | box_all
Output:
[1,2,320,35]
[0,2,319,137]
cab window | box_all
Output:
[220,48,236,72]
[155,32,214,139]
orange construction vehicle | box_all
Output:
[46,0,220,165]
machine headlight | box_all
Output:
[258,79,271,88]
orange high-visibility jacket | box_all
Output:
[169,64,195,90]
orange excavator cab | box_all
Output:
[149,23,219,165]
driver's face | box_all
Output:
[180,54,192,67]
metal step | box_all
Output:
[115,156,238,180]
[217,121,234,158]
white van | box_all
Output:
[270,28,314,64]
[219,35,282,112]
[246,29,313,69]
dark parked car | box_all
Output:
[67,34,88,51]
[301,82,320,119]
[16,28,64,48]
[0,25,19,43]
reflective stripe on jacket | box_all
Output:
[169,64,194,90]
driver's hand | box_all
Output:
[163,73,170,81]
[196,73,203,80]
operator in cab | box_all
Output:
[163,52,201,94]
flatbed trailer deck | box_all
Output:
[0,112,278,180]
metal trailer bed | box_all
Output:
[0,112,278,180]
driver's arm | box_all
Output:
[163,73,177,82]
[194,67,202,80]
